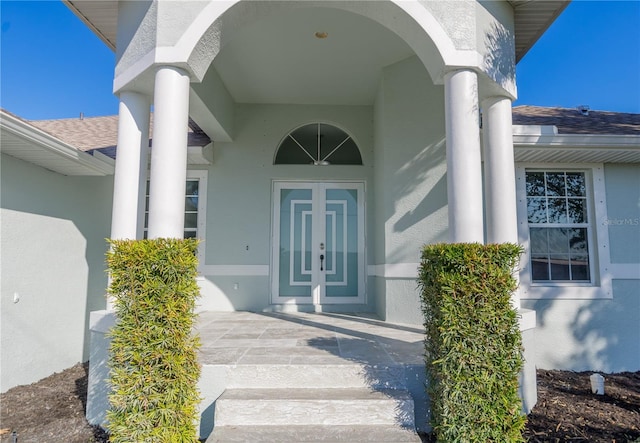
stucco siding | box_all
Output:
[0,154,112,392]
[522,279,640,372]
[372,55,447,322]
[521,162,640,372]
[604,163,640,264]
[195,103,375,311]
[377,56,448,262]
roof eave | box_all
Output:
[513,133,640,163]
[0,111,116,176]
[63,0,117,51]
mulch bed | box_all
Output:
[1,364,638,442]
[524,369,640,443]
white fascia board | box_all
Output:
[0,111,115,176]
[513,133,640,149]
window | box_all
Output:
[143,171,207,242]
[274,123,362,165]
[526,171,590,282]
[516,164,612,299]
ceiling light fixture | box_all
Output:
[315,32,328,39]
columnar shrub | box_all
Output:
[419,243,525,443]
[106,238,201,443]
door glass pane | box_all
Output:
[279,188,312,297]
[325,188,359,297]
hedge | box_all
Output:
[106,238,201,443]
[419,243,525,443]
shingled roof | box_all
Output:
[13,106,640,160]
[27,114,211,159]
[512,105,640,135]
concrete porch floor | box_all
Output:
[194,311,429,440]
[196,311,425,367]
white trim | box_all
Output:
[189,170,208,266]
[368,263,420,279]
[607,263,640,280]
[198,265,269,277]
[516,163,614,300]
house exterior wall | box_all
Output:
[373,56,448,324]
[0,154,113,392]
[521,163,640,372]
[195,103,376,312]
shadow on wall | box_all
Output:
[526,280,640,372]
[483,21,516,91]
[392,138,447,235]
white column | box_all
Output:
[110,91,150,240]
[482,96,518,244]
[444,69,484,243]
[147,66,190,239]
[482,95,520,309]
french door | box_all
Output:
[271,182,365,305]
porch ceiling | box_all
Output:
[64,1,570,99]
[211,7,414,105]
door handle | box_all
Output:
[320,254,324,271]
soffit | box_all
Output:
[509,0,571,62]
[513,135,640,163]
[64,1,570,64]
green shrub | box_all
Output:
[419,243,525,443]
[106,238,201,443]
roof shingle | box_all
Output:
[27,114,211,159]
[512,105,640,135]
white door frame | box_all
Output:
[271,181,366,305]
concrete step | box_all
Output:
[220,363,410,390]
[206,424,422,442]
[213,388,415,427]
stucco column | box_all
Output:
[147,66,190,239]
[444,69,484,243]
[110,91,150,240]
[482,95,520,308]
[482,96,518,244]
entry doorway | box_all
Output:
[271,181,365,305]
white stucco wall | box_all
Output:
[521,163,640,372]
[0,154,112,392]
[372,56,448,324]
[112,1,516,97]
[195,103,376,311]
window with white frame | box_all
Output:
[525,170,591,282]
[143,171,207,241]
[516,164,612,299]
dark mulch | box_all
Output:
[524,369,640,443]
[1,364,638,442]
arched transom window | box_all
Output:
[274,123,362,165]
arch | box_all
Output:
[179,0,463,84]
[274,123,363,166]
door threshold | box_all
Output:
[263,304,368,314]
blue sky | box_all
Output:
[1,0,639,120]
